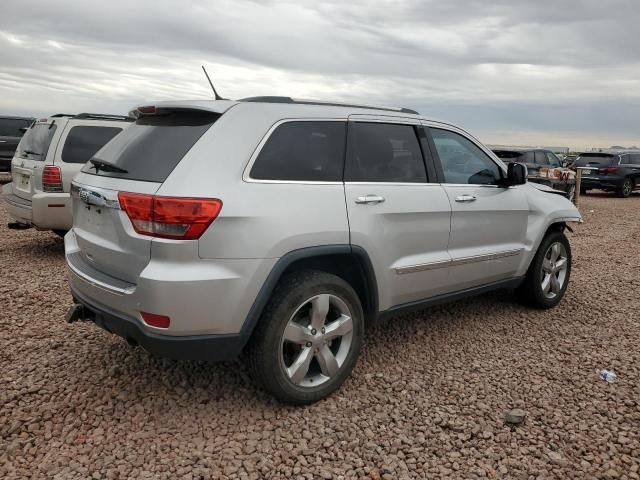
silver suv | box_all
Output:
[65,98,582,403]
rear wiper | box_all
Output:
[89,159,128,174]
[22,150,42,156]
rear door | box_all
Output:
[425,124,528,290]
[0,118,32,163]
[344,116,452,310]
[71,108,221,283]
[11,119,60,200]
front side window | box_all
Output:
[345,122,427,182]
[251,121,346,181]
[430,128,502,185]
[61,126,123,164]
[545,152,562,167]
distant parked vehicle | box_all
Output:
[64,97,581,404]
[2,113,131,235]
[492,148,576,201]
[0,116,34,172]
[571,151,640,197]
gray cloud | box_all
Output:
[1,0,639,148]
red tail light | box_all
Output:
[42,165,63,192]
[118,192,222,240]
[140,311,171,328]
[598,167,619,174]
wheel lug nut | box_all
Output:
[306,342,312,347]
[321,328,325,334]
[311,329,317,335]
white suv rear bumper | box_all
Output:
[2,182,72,230]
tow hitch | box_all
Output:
[7,222,31,230]
[65,303,92,323]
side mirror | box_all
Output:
[506,162,527,186]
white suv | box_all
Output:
[3,113,131,235]
[64,98,582,403]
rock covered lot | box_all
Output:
[1,192,640,480]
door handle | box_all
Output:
[355,194,385,205]
[455,194,477,203]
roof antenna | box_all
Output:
[202,65,225,100]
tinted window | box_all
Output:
[631,154,640,164]
[620,155,632,165]
[493,150,523,160]
[16,123,57,161]
[430,128,501,185]
[82,110,218,182]
[0,118,32,136]
[251,121,345,181]
[545,151,562,167]
[345,122,426,183]
[522,151,535,164]
[574,154,615,167]
[61,126,122,164]
[535,151,549,165]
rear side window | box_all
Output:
[250,121,346,181]
[535,151,549,165]
[16,123,57,161]
[82,110,218,182]
[345,122,427,182]
[61,126,122,164]
[0,118,31,136]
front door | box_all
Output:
[425,125,529,290]
[344,117,452,311]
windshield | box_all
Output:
[574,154,615,167]
[16,123,57,160]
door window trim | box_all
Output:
[422,124,507,186]
[243,118,347,185]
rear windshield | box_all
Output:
[81,109,219,182]
[16,123,57,161]
[62,126,123,163]
[574,153,615,167]
[0,118,32,136]
[493,150,524,159]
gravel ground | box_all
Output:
[1,192,640,479]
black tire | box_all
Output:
[616,177,633,198]
[52,229,68,238]
[516,230,572,309]
[247,270,364,404]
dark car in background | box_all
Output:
[0,116,34,171]
[572,152,640,198]
[492,147,576,200]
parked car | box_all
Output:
[571,151,640,197]
[492,147,576,200]
[64,98,582,403]
[2,113,131,235]
[0,115,34,172]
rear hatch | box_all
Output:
[573,153,617,176]
[71,106,224,283]
[11,119,58,200]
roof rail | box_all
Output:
[74,113,133,121]
[239,96,419,115]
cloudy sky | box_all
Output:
[1,0,639,149]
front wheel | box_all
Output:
[616,177,634,198]
[247,270,364,404]
[516,230,572,309]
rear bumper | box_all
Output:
[580,176,624,190]
[71,286,248,361]
[2,182,72,229]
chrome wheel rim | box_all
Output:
[280,294,353,387]
[541,242,568,299]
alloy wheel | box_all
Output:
[541,242,569,299]
[280,294,354,387]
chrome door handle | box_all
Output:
[355,194,385,205]
[455,194,477,203]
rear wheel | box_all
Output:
[616,177,634,198]
[247,270,364,404]
[517,230,571,309]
